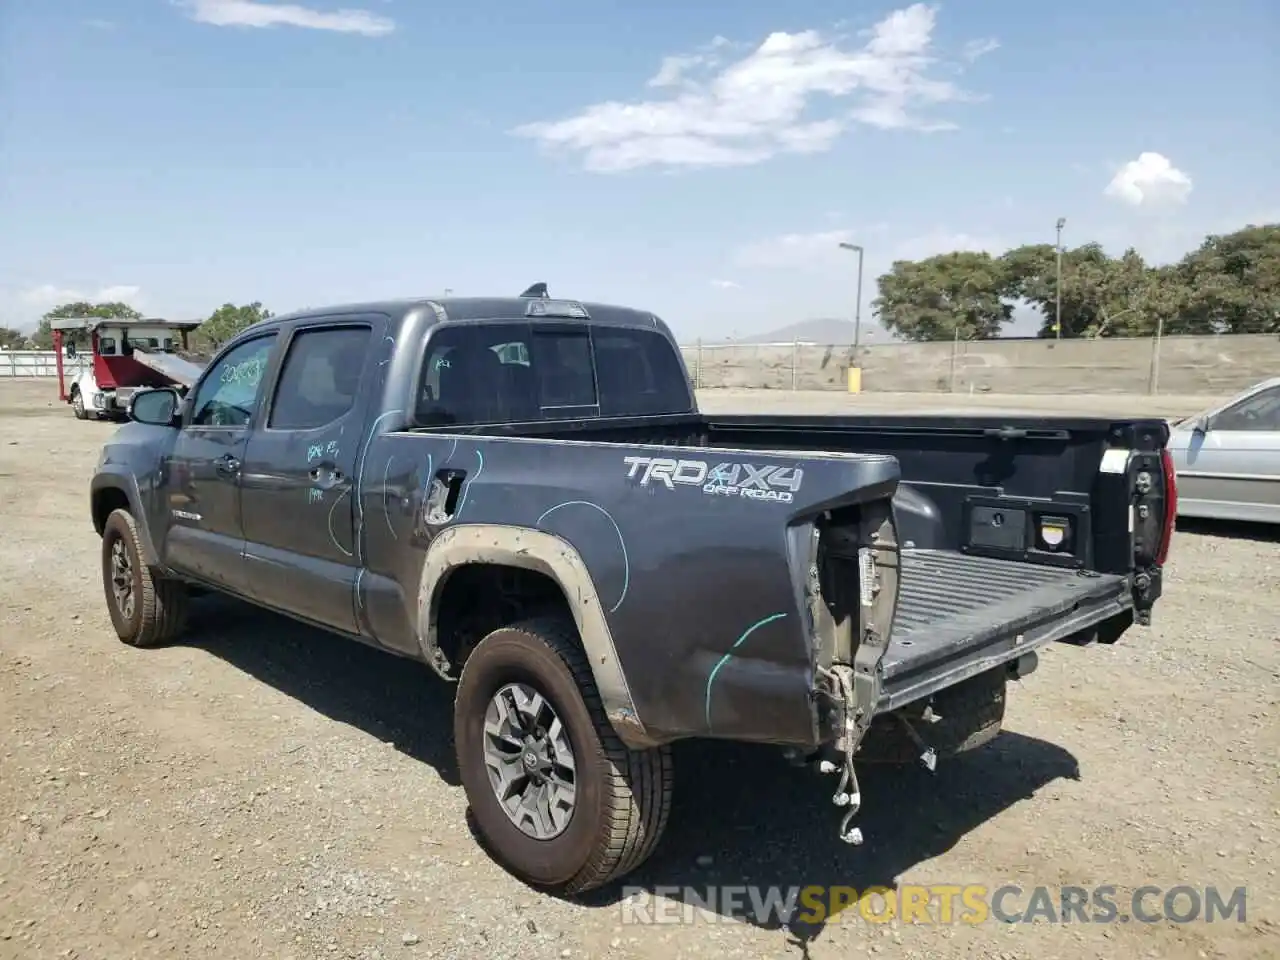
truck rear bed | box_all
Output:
[877,550,1131,713]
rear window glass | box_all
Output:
[593,328,691,416]
[418,323,597,425]
[415,322,689,426]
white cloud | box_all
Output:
[961,38,999,62]
[732,229,859,270]
[647,36,733,88]
[891,230,1004,260]
[181,0,395,36]
[20,284,143,308]
[1104,152,1193,208]
[512,3,985,173]
[710,279,740,289]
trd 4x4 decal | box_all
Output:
[623,456,803,504]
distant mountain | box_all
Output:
[700,317,892,345]
[695,304,1045,345]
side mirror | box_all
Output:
[1191,415,1209,435]
[129,388,182,427]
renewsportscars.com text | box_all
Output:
[619,884,1248,926]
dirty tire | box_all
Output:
[71,388,88,420]
[101,508,189,648]
[858,665,1007,764]
[454,617,673,896]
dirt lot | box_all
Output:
[0,379,1276,960]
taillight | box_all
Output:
[1157,447,1177,565]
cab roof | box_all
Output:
[265,293,672,337]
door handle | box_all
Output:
[309,465,345,489]
[216,454,241,476]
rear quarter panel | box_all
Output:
[356,432,898,747]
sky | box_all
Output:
[2,0,1277,341]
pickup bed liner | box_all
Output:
[877,550,1130,713]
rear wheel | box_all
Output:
[454,617,673,895]
[101,508,189,647]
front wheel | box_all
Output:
[454,617,673,896]
[101,508,189,647]
[71,388,88,420]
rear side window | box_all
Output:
[593,328,691,416]
[268,325,372,430]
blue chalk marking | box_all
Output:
[536,500,630,614]
[454,449,483,516]
[327,488,353,557]
[704,612,788,731]
[354,409,404,563]
[381,454,397,540]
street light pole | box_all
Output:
[1055,218,1065,339]
[838,241,864,351]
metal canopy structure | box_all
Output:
[47,316,204,333]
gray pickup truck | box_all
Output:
[90,291,1177,895]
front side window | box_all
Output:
[268,325,372,430]
[190,334,277,428]
[1212,387,1280,432]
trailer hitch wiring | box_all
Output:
[817,664,866,845]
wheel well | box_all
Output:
[434,563,574,677]
[92,487,131,536]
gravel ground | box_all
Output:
[0,380,1276,960]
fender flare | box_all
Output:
[90,472,161,567]
[415,524,654,749]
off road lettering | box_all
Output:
[623,456,802,503]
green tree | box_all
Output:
[198,301,274,349]
[999,242,1164,338]
[873,221,1278,339]
[33,301,143,349]
[872,251,1013,341]
[1174,224,1280,334]
[0,327,32,349]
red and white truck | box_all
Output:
[49,317,205,420]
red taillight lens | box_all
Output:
[1157,447,1177,565]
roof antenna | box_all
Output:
[520,282,549,299]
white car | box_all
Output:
[1166,376,1280,524]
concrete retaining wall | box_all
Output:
[681,334,1280,395]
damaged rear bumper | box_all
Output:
[810,537,1133,845]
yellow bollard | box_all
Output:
[846,367,863,394]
